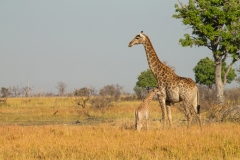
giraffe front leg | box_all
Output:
[137,124,141,131]
[136,114,143,131]
[137,122,142,131]
[146,111,149,130]
[146,119,149,130]
[136,119,142,131]
[157,94,167,129]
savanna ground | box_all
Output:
[0,97,240,159]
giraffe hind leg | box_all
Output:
[183,102,192,129]
[136,113,143,131]
[191,103,202,130]
[196,105,202,130]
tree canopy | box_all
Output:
[173,0,240,103]
[135,69,157,88]
[193,57,237,89]
[133,69,157,100]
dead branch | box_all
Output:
[74,96,90,108]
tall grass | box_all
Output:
[0,97,240,159]
[1,124,240,159]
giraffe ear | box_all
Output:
[139,31,144,37]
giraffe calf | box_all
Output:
[135,88,160,131]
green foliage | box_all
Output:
[173,0,240,63]
[135,69,157,87]
[193,57,237,88]
[234,66,240,85]
[1,87,10,97]
[222,62,237,84]
[193,57,215,88]
[133,69,157,100]
[173,0,240,57]
[173,0,240,102]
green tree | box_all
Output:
[133,69,157,100]
[136,69,157,87]
[173,0,240,104]
[193,57,237,89]
[1,87,10,97]
[235,66,240,84]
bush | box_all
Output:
[90,96,113,114]
[99,84,123,101]
[120,95,137,101]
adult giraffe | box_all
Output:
[128,31,202,130]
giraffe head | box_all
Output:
[152,87,160,95]
[128,31,146,47]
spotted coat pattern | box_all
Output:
[129,31,202,130]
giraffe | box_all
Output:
[135,87,160,131]
[128,31,202,130]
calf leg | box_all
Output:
[146,111,149,130]
[166,103,173,127]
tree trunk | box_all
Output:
[215,60,224,105]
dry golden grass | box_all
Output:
[0,97,240,159]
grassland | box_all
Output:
[0,97,240,159]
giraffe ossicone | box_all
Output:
[129,31,202,130]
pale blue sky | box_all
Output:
[0,1,238,94]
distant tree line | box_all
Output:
[0,83,128,99]
[0,86,34,98]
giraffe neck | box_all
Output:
[142,36,166,78]
[143,91,155,106]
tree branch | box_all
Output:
[214,36,221,45]
[207,46,212,50]
[223,58,238,86]
[222,50,229,63]
[177,0,187,9]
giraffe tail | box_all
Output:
[197,105,200,114]
[196,88,202,131]
[197,89,200,114]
